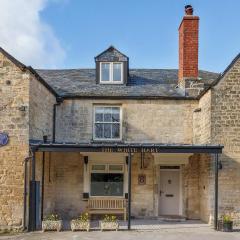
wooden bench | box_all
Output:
[87,198,127,221]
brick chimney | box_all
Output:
[178,5,199,88]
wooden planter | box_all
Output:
[99,221,119,231]
[70,220,90,231]
[42,220,63,232]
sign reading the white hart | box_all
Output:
[0,133,9,147]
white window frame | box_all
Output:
[100,62,123,84]
[89,163,124,197]
[93,105,122,141]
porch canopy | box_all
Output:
[31,142,223,154]
[28,142,223,231]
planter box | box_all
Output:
[218,220,233,232]
[99,221,119,231]
[70,220,90,232]
[42,220,63,232]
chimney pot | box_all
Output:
[185,5,194,15]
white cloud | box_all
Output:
[0,0,66,68]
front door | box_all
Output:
[159,166,180,215]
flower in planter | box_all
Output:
[218,214,233,232]
[102,214,117,222]
[71,213,90,231]
[43,214,61,221]
[100,215,119,231]
[76,212,89,222]
[222,214,232,223]
[42,214,63,232]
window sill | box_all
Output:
[91,140,124,144]
[99,82,124,85]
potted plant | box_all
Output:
[42,214,63,232]
[222,215,233,232]
[99,215,119,231]
[218,214,233,232]
[71,212,90,231]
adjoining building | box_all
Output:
[1,5,240,231]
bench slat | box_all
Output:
[87,198,127,221]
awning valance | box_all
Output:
[30,142,223,154]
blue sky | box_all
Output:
[0,0,239,72]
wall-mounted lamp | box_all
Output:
[18,106,27,112]
[43,135,48,143]
[218,161,223,170]
[84,156,88,165]
[84,156,88,171]
[125,156,128,165]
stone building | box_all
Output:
[0,5,240,231]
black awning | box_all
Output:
[30,142,223,154]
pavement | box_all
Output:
[0,224,240,240]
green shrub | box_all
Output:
[102,214,117,222]
[73,212,89,222]
[43,214,61,221]
[222,214,232,223]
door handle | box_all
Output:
[160,190,164,196]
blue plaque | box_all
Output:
[0,133,9,146]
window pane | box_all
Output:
[109,165,123,171]
[95,123,103,138]
[91,173,123,196]
[112,123,120,138]
[113,63,122,82]
[112,107,120,122]
[101,63,110,81]
[95,107,104,122]
[103,123,111,138]
[92,165,106,171]
[104,107,112,122]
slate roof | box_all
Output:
[36,68,219,99]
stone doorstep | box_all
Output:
[157,215,186,222]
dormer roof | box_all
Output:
[95,46,128,62]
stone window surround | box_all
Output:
[93,105,122,141]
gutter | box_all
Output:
[62,95,198,101]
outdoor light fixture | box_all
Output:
[18,105,27,112]
[84,156,88,165]
[218,161,223,170]
[125,156,128,165]
[43,135,48,143]
[84,156,88,171]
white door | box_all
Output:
[159,167,180,215]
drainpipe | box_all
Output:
[53,97,63,143]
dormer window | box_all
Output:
[95,46,129,85]
[100,62,123,84]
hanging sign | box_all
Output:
[0,133,9,147]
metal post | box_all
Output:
[32,151,36,181]
[41,152,45,220]
[127,152,132,230]
[29,150,36,231]
[214,153,219,230]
